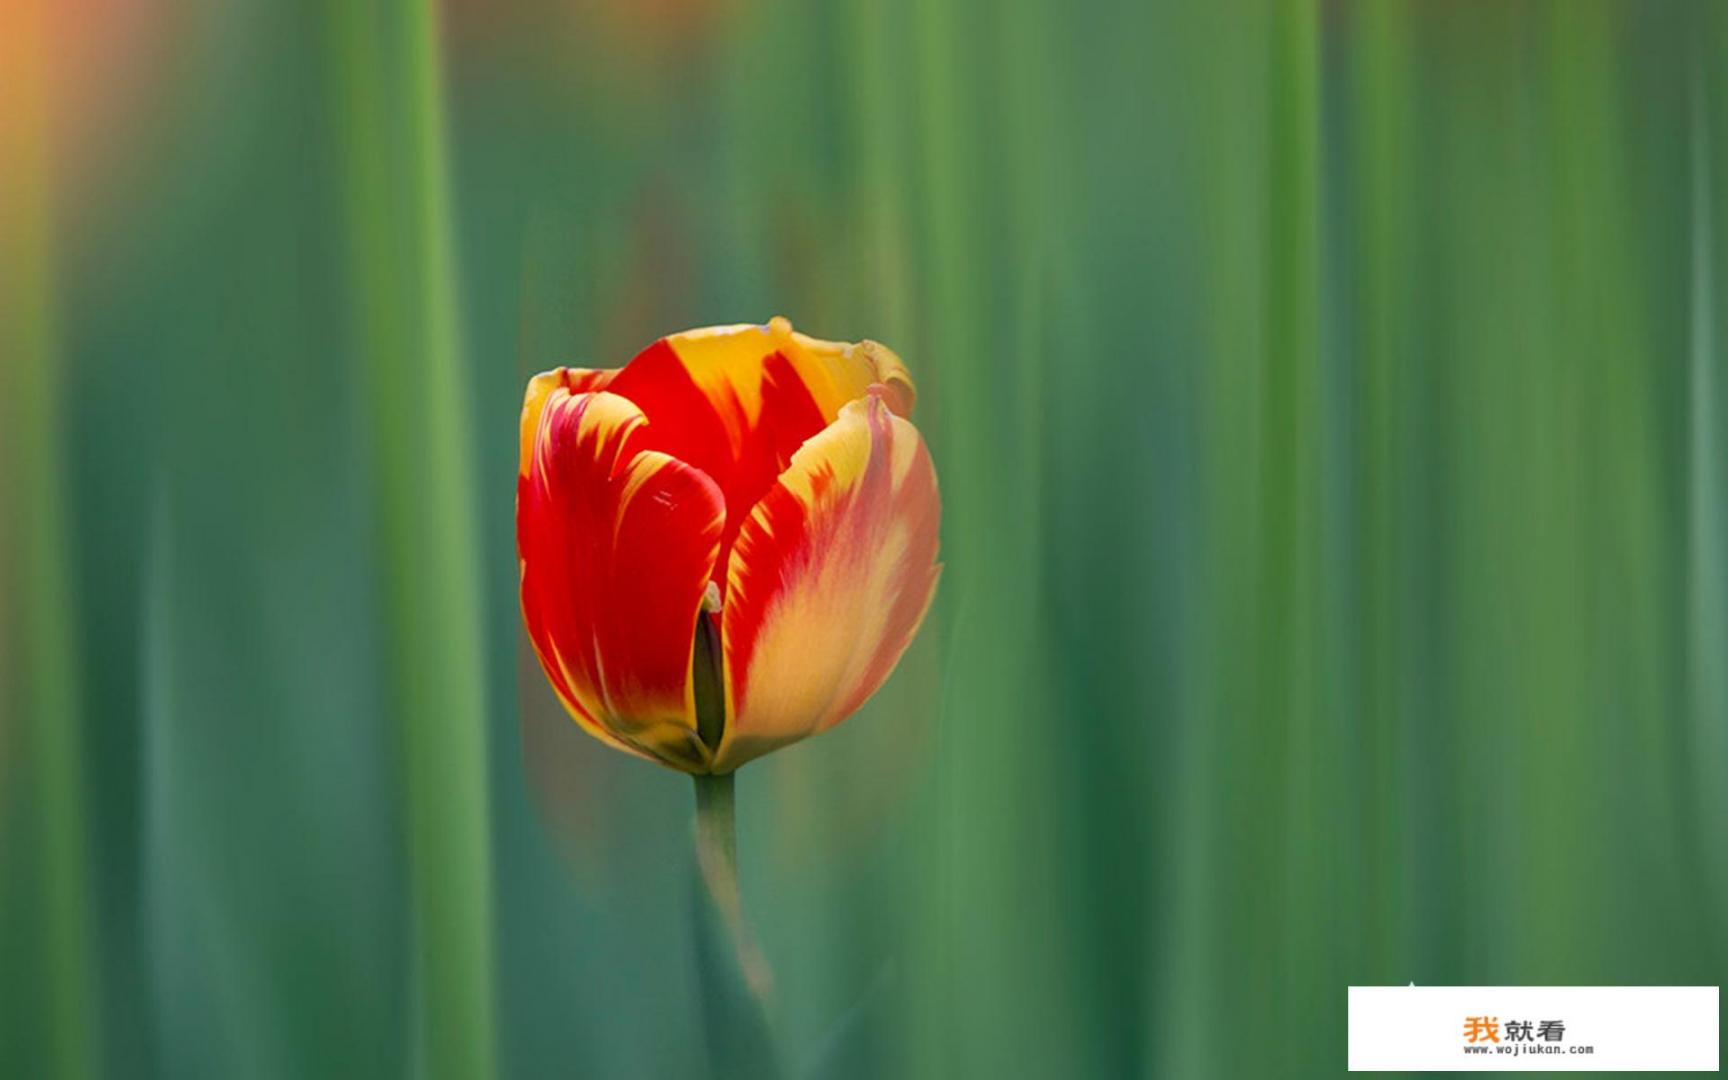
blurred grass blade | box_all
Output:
[0,2,97,1076]
[1688,39,1728,907]
[323,2,498,1076]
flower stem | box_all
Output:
[694,772,739,889]
[691,772,778,1078]
[694,772,756,990]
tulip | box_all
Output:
[518,320,942,1056]
[517,317,942,776]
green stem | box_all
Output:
[691,772,778,1078]
[694,772,738,889]
[694,772,755,991]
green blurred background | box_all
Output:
[4,1,1726,1076]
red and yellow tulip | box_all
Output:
[517,318,941,774]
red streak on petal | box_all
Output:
[517,391,723,751]
[609,340,829,579]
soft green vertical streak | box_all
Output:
[1349,0,1414,982]
[996,0,1055,492]
[843,0,913,344]
[907,0,1069,1074]
[1444,9,1559,975]
[906,0,975,1075]
[0,6,97,1076]
[324,3,497,1077]
[1189,5,1271,1072]
[1265,1,1326,1069]
[910,0,978,416]
[1687,24,1728,916]
[1543,1,1666,974]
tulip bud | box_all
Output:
[517,319,941,773]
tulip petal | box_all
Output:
[518,387,724,772]
[607,318,917,576]
[716,392,941,771]
[518,366,617,477]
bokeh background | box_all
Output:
[4,1,1727,1076]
